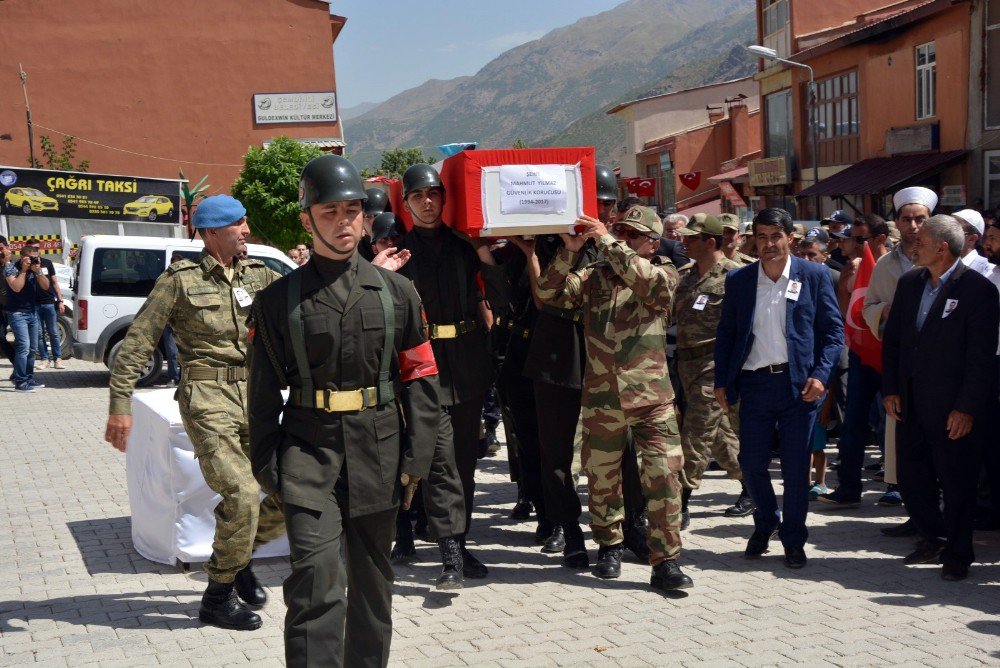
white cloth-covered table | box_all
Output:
[126,389,289,566]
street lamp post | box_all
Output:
[747,45,821,219]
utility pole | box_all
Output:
[19,63,36,167]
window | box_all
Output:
[762,0,790,58]
[765,90,793,159]
[658,152,676,212]
[812,70,860,165]
[987,151,1000,210]
[91,248,165,297]
[988,0,1000,128]
[916,42,936,119]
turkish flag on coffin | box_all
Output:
[679,171,702,190]
[846,243,882,372]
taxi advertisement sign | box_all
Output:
[0,166,182,224]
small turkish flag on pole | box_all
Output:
[679,171,702,190]
[634,178,655,197]
[846,243,882,372]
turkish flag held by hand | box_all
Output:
[679,171,702,190]
[846,243,882,372]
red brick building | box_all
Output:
[0,0,346,193]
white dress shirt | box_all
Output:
[743,254,791,370]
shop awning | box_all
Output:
[797,150,966,197]
[708,166,749,183]
[675,198,722,218]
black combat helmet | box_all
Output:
[298,155,367,210]
[371,212,405,243]
[596,164,617,202]
[402,163,443,197]
[364,188,390,216]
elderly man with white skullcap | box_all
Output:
[852,187,937,536]
[952,209,992,277]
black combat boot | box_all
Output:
[534,518,555,545]
[681,488,692,531]
[561,523,589,569]
[724,483,756,517]
[541,524,566,553]
[391,514,416,564]
[622,511,650,562]
[460,537,489,579]
[435,537,464,590]
[233,561,267,608]
[199,579,263,631]
[650,559,694,591]
[592,543,625,579]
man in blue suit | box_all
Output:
[714,208,843,568]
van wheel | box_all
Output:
[57,316,73,359]
[108,338,162,387]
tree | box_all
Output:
[376,147,431,179]
[511,139,529,149]
[231,137,323,250]
[30,135,89,172]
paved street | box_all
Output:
[1,357,999,667]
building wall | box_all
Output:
[612,78,760,178]
[0,0,342,193]
[968,0,1000,211]
[789,0,922,43]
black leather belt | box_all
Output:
[494,315,531,339]
[742,363,789,375]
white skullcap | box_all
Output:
[953,209,985,236]
[892,186,937,214]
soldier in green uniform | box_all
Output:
[673,215,755,530]
[104,194,286,631]
[536,205,694,592]
[718,213,755,266]
[248,155,439,668]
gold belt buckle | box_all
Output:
[434,324,458,339]
[319,389,364,412]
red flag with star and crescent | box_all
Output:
[846,243,882,372]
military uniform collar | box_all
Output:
[199,250,245,278]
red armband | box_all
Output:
[399,340,439,382]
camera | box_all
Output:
[30,257,40,266]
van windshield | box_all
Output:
[91,248,166,297]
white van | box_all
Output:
[72,235,297,386]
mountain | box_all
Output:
[344,0,754,168]
[339,101,378,120]
[543,10,758,164]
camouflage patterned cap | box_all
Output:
[618,205,663,237]
[718,213,741,230]
[676,213,723,236]
[792,223,807,239]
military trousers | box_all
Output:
[677,355,742,489]
[582,397,683,565]
[420,408,467,540]
[446,395,486,537]
[498,372,545,514]
[535,381,583,525]
[178,379,285,583]
[284,491,396,668]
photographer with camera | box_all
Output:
[4,239,50,392]
[22,240,65,369]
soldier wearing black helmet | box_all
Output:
[360,188,391,261]
[389,162,510,587]
[370,212,405,256]
[248,154,440,667]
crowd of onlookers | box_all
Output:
[1,236,67,393]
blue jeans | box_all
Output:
[35,302,61,361]
[7,309,38,385]
[737,369,820,550]
[833,351,882,499]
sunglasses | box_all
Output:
[852,236,869,243]
[611,224,656,241]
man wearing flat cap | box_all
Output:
[104,194,285,631]
[673,214,753,528]
[537,205,694,592]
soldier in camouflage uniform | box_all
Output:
[104,195,285,631]
[673,215,755,530]
[717,213,755,266]
[536,205,694,592]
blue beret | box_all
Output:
[193,194,246,229]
